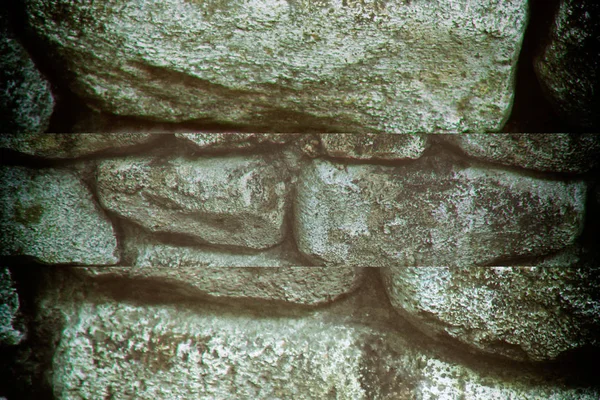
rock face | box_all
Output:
[96,155,288,250]
[443,133,600,173]
[534,0,600,129]
[0,166,119,265]
[81,224,365,306]
[0,267,24,346]
[295,157,586,267]
[22,0,527,132]
[45,281,600,400]
[176,133,296,152]
[380,249,600,361]
[0,133,155,159]
[0,12,54,133]
[319,134,428,161]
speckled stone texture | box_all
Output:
[0,133,155,159]
[0,267,24,346]
[96,155,288,250]
[295,156,586,267]
[22,0,527,132]
[443,133,600,173]
[0,12,54,133]
[380,248,600,361]
[0,166,119,265]
[534,0,600,129]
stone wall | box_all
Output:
[1,133,599,399]
[2,0,600,398]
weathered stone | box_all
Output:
[443,133,600,173]
[23,0,527,132]
[96,155,288,250]
[176,133,297,151]
[81,224,364,306]
[380,248,600,361]
[0,267,24,346]
[0,133,155,159]
[0,12,54,133]
[0,166,119,265]
[295,157,586,267]
[534,0,600,129]
[319,134,428,161]
[44,276,600,399]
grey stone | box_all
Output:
[22,0,527,132]
[0,166,119,265]
[380,248,600,361]
[81,224,365,306]
[319,134,428,161]
[0,133,155,159]
[0,12,54,133]
[443,133,600,173]
[0,267,24,346]
[46,278,600,399]
[534,0,600,129]
[295,157,586,267]
[176,133,297,151]
[96,155,288,250]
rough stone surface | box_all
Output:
[0,133,155,159]
[380,248,600,361]
[444,133,600,173]
[96,155,288,250]
[0,12,54,133]
[176,133,297,151]
[0,166,119,265]
[81,224,365,305]
[0,267,24,346]
[44,278,600,400]
[23,0,527,132]
[319,134,428,161]
[295,157,586,267]
[534,0,600,129]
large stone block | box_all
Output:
[380,248,600,361]
[96,155,288,250]
[0,12,54,133]
[44,278,600,399]
[295,157,586,266]
[443,133,600,173]
[0,166,119,265]
[22,0,527,132]
[0,133,155,159]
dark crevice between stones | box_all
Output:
[1,264,84,400]
[70,267,342,316]
[501,0,574,132]
[0,133,174,167]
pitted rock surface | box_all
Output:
[534,0,600,129]
[0,166,119,265]
[444,133,600,173]
[295,156,586,267]
[319,133,428,160]
[96,155,288,250]
[22,0,527,132]
[0,12,54,133]
[380,248,600,361]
